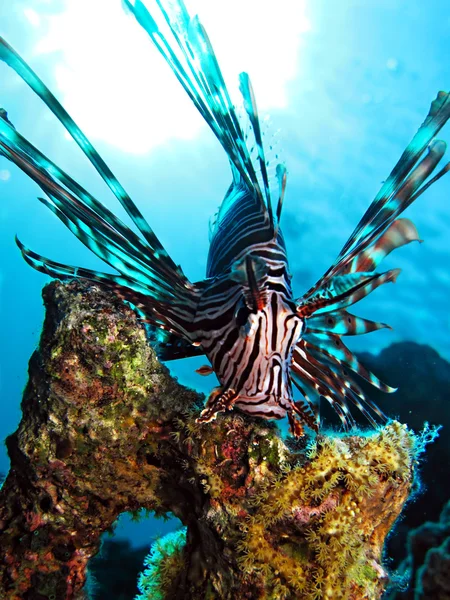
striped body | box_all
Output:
[186,179,303,422]
[1,1,450,436]
[211,289,302,419]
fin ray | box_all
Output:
[124,0,277,224]
[290,95,450,428]
[0,37,177,268]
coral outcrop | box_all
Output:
[0,281,433,599]
[137,529,187,600]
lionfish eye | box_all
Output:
[235,304,251,326]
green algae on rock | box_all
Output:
[0,282,437,600]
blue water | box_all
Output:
[1,0,450,551]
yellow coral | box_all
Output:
[236,422,419,599]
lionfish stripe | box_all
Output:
[207,203,277,277]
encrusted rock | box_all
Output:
[0,281,432,600]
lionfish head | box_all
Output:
[198,288,304,425]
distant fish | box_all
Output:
[1,1,449,437]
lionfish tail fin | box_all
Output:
[124,0,280,228]
[292,91,450,429]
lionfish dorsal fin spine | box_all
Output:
[275,164,287,223]
[239,72,273,226]
[124,0,274,227]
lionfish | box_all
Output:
[1,1,449,437]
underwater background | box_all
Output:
[1,0,450,597]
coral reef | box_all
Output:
[386,500,450,600]
[233,423,431,600]
[357,343,450,566]
[0,281,434,599]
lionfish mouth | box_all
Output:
[234,393,291,419]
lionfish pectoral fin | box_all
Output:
[196,387,237,424]
[298,269,401,318]
[347,218,422,273]
[291,93,450,429]
[292,273,396,429]
[0,39,204,349]
[146,328,205,361]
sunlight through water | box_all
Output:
[27,0,310,153]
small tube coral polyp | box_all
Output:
[137,529,187,600]
[233,422,431,600]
